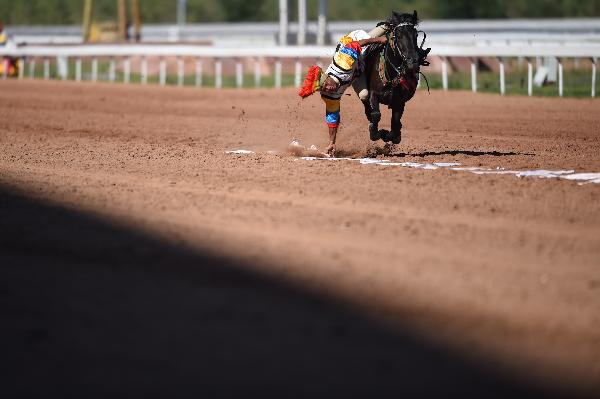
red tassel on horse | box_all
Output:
[298,66,323,98]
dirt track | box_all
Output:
[1,80,599,397]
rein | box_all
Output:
[379,22,430,93]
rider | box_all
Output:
[319,25,389,156]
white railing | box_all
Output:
[1,43,598,97]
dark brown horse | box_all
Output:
[363,11,430,144]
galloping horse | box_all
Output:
[363,11,430,144]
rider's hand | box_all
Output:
[373,36,387,44]
[325,142,336,157]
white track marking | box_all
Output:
[225,150,600,185]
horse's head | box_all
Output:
[387,10,420,74]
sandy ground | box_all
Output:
[0,80,599,398]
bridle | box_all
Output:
[383,22,430,92]
[383,22,417,87]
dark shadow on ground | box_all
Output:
[0,187,572,398]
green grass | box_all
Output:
[421,68,598,98]
[21,58,598,98]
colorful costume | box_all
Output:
[320,30,372,128]
[298,26,388,128]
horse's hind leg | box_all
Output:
[369,94,381,141]
[361,99,372,122]
[390,103,405,145]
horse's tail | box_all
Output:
[298,66,323,98]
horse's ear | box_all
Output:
[412,10,418,24]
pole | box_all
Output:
[118,0,127,41]
[294,59,302,88]
[471,59,477,93]
[124,57,130,83]
[215,59,222,89]
[177,0,187,28]
[527,59,533,97]
[275,59,282,88]
[298,0,307,46]
[29,59,36,79]
[109,58,116,82]
[44,58,50,80]
[499,58,505,96]
[91,58,98,82]
[236,60,243,88]
[76,58,82,82]
[82,0,94,42]
[317,0,328,46]
[159,58,167,86]
[195,59,203,87]
[177,57,185,87]
[130,0,141,42]
[558,58,563,97]
[279,0,288,46]
[254,60,261,88]
[592,57,596,98]
[441,58,448,91]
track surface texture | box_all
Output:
[1,80,599,398]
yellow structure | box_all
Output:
[83,0,141,43]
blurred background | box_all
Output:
[1,0,599,97]
[2,0,600,24]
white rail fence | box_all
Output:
[1,43,599,97]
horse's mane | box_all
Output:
[387,11,419,27]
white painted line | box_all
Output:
[225,150,600,185]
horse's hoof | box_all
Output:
[369,123,380,141]
[391,132,401,145]
[379,129,391,143]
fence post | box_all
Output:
[297,0,307,46]
[159,58,167,86]
[441,57,448,91]
[275,58,282,89]
[2,58,8,79]
[235,59,243,89]
[124,57,130,83]
[254,59,261,88]
[141,57,148,84]
[470,58,477,93]
[294,58,302,88]
[29,59,36,78]
[195,58,203,87]
[498,57,505,95]
[557,57,563,97]
[91,58,98,82]
[215,58,222,89]
[592,57,597,98]
[109,58,116,82]
[178,57,185,87]
[44,58,50,80]
[75,58,82,82]
[527,58,533,97]
[18,59,25,79]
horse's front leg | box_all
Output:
[390,102,405,145]
[368,93,381,141]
